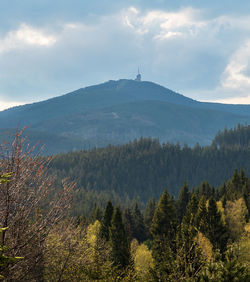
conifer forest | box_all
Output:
[0,125,249,281]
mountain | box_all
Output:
[0,79,250,154]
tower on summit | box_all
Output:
[135,67,141,81]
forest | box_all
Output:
[49,124,250,216]
[0,125,249,281]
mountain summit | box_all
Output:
[0,79,250,154]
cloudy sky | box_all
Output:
[1,0,250,110]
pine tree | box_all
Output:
[100,201,113,241]
[110,207,130,268]
[150,189,177,279]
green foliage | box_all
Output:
[225,198,248,241]
[200,245,250,281]
[213,124,250,149]
[0,174,23,279]
[1,129,250,279]
[12,167,250,280]
[151,190,177,279]
[144,198,156,239]
[44,221,114,281]
[50,136,250,211]
[123,207,135,242]
[195,196,208,235]
[110,207,130,269]
[0,173,12,184]
[151,190,177,242]
[100,201,114,241]
[177,182,190,223]
[206,197,228,253]
[132,202,147,243]
[238,223,250,267]
[196,181,214,200]
[242,182,250,219]
[175,194,204,280]
[134,243,154,280]
[89,203,103,223]
[196,232,213,261]
[0,227,23,280]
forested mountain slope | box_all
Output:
[0,79,250,154]
[1,131,249,281]
[49,137,250,204]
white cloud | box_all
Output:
[197,39,250,104]
[154,31,183,40]
[1,6,250,105]
[213,95,250,104]
[122,7,206,40]
[121,7,250,104]
[221,40,250,92]
[0,23,57,53]
[0,99,25,111]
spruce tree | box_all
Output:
[232,169,240,192]
[123,207,135,242]
[133,202,146,243]
[195,195,208,234]
[90,203,103,223]
[240,169,247,187]
[110,207,130,269]
[200,246,250,281]
[206,197,228,253]
[219,246,250,281]
[144,198,156,239]
[242,183,250,220]
[177,182,190,223]
[176,194,203,279]
[197,181,213,200]
[100,201,113,241]
[181,193,198,229]
[150,189,177,279]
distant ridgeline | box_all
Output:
[49,125,250,211]
[0,79,250,155]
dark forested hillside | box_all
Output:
[1,79,250,154]
[213,124,250,148]
[49,136,250,208]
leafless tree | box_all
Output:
[0,129,75,281]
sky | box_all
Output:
[1,0,250,110]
